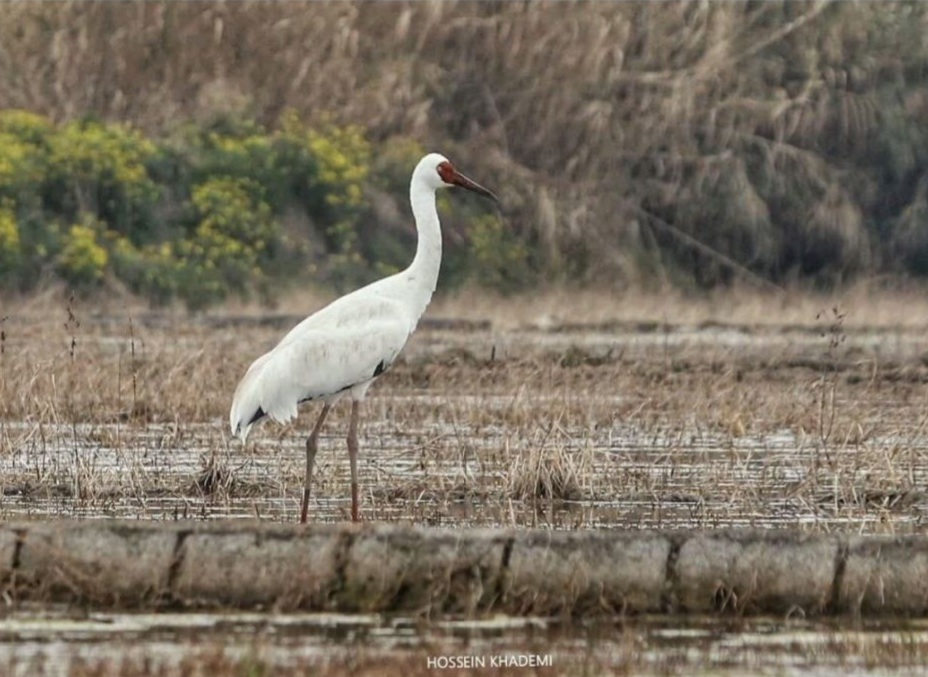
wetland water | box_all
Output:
[2,316,928,674]
[5,610,928,676]
[2,412,927,530]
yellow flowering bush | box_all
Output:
[176,177,280,308]
[0,110,507,303]
[0,111,50,199]
[193,129,277,191]
[306,123,370,210]
[48,120,159,238]
[0,110,53,144]
[277,113,370,244]
[59,216,109,286]
[0,133,43,195]
[51,121,155,187]
[0,200,20,282]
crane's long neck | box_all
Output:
[405,179,442,318]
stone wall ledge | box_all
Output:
[4,521,926,617]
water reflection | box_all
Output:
[3,610,928,676]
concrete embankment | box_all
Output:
[3,521,927,617]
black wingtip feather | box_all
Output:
[247,406,266,426]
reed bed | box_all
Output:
[1,287,927,531]
[1,2,925,286]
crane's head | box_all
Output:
[416,153,498,202]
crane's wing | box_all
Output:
[230,297,411,440]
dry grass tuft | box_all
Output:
[507,430,591,502]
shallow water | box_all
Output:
[1,404,928,532]
[3,321,928,674]
[3,609,928,676]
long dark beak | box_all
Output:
[452,170,499,203]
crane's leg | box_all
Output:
[301,403,331,524]
[347,400,361,522]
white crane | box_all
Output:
[230,153,498,523]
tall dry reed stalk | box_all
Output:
[0,2,922,287]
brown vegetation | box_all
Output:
[1,2,927,288]
[1,287,927,530]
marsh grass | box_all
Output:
[0,287,927,529]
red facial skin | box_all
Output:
[437,161,499,202]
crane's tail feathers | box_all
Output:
[231,400,273,443]
[230,351,275,443]
[231,420,251,443]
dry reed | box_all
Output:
[0,2,922,285]
[0,285,927,530]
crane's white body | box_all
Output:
[230,153,447,441]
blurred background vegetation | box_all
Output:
[0,0,927,307]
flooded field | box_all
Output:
[3,410,928,532]
[2,311,928,532]
[2,298,928,674]
[5,609,928,676]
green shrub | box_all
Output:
[307,122,370,211]
[0,199,20,283]
[58,215,108,287]
[47,120,159,242]
[0,110,53,210]
[293,116,371,251]
[183,121,280,195]
[175,176,280,308]
[110,237,179,306]
[0,109,53,144]
[282,115,374,290]
[372,136,426,195]
[354,136,428,278]
[466,213,534,293]
[168,112,374,291]
[0,125,47,206]
[0,111,505,304]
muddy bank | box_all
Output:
[3,521,928,617]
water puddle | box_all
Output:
[3,609,928,676]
